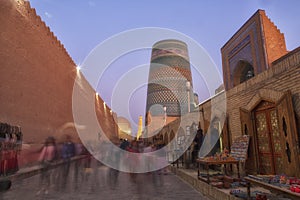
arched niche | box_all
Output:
[233,60,254,87]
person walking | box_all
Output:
[37,136,57,195]
[126,140,139,182]
[59,134,75,190]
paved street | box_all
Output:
[0,159,211,200]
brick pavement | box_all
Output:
[0,158,212,200]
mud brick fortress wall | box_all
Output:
[0,0,118,144]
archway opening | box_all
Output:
[233,60,254,87]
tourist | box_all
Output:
[37,136,57,195]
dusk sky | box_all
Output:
[29,0,300,133]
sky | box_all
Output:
[29,0,300,134]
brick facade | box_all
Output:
[226,48,300,175]
[226,48,300,141]
[209,10,299,176]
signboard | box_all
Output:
[230,135,250,161]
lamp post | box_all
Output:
[186,81,191,113]
[163,106,167,125]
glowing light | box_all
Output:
[76,65,81,72]
[137,116,143,140]
[96,92,98,96]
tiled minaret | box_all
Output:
[145,39,194,127]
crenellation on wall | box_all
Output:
[260,11,288,65]
[16,0,76,67]
[0,0,117,150]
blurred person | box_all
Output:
[151,144,165,186]
[143,142,152,153]
[143,142,154,173]
[74,137,84,156]
[192,126,203,166]
[73,137,85,190]
[153,144,168,174]
[119,139,129,150]
[126,140,139,182]
[107,142,121,189]
[36,136,58,195]
[58,134,75,190]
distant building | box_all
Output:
[137,116,143,140]
[117,117,134,141]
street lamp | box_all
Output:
[186,81,191,113]
[163,106,167,125]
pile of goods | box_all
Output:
[202,148,237,162]
[248,175,300,193]
[230,190,272,200]
[209,175,241,189]
[288,177,300,193]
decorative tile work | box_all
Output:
[146,40,193,117]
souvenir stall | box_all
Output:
[197,135,249,188]
[0,122,22,176]
[245,175,300,199]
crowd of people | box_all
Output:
[37,134,88,195]
[0,119,225,195]
[106,139,167,188]
[35,125,219,194]
[36,135,168,193]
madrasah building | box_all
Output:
[147,10,300,177]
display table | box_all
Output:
[245,176,300,200]
[196,158,240,183]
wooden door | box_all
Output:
[254,103,284,175]
[276,91,300,176]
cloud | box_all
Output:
[88,1,96,7]
[45,12,52,18]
